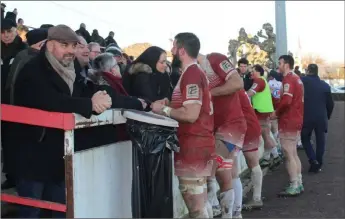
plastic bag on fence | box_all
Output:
[126,118,179,218]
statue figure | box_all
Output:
[228,39,240,65]
[265,59,274,70]
[227,23,277,67]
[238,28,248,43]
[247,35,260,45]
[256,23,276,65]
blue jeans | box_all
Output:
[15,179,66,218]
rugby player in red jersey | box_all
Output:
[198,53,246,218]
[271,55,304,197]
[247,65,281,167]
[151,33,215,218]
[237,89,264,210]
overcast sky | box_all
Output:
[3,1,344,62]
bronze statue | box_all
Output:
[228,39,240,65]
[257,23,276,64]
[227,23,277,68]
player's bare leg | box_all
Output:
[207,163,221,217]
[204,181,214,218]
[278,136,300,197]
[270,119,279,141]
[261,121,280,168]
[242,148,263,210]
[231,149,243,218]
[292,135,304,193]
[213,140,235,218]
[179,177,209,218]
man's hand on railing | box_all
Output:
[91,91,112,114]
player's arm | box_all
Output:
[247,78,265,97]
[211,69,243,96]
[152,71,203,123]
[169,103,201,123]
[275,82,294,117]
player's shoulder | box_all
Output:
[185,64,203,74]
[283,73,294,82]
[183,64,202,77]
[255,77,266,84]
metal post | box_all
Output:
[64,130,75,218]
[275,0,288,66]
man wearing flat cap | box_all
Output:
[6,24,146,218]
[7,24,113,218]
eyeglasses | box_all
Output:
[91,51,101,54]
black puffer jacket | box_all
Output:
[122,62,173,102]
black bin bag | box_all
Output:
[125,111,179,218]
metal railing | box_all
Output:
[1,104,125,217]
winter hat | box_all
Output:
[26,28,48,46]
[1,18,16,30]
[106,46,122,57]
[4,11,16,23]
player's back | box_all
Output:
[204,53,245,129]
[280,73,304,129]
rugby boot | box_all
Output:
[277,183,300,197]
[242,199,263,211]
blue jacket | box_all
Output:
[301,75,334,129]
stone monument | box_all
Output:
[228,23,277,68]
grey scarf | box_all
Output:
[45,50,76,94]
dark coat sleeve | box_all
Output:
[94,84,144,110]
[14,64,93,118]
[325,85,334,120]
[132,73,157,102]
[158,73,173,100]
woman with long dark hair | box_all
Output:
[122,46,173,102]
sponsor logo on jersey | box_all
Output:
[186,84,200,99]
[272,89,281,98]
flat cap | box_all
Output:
[1,18,17,30]
[47,24,79,43]
[26,28,48,46]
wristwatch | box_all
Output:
[162,106,172,117]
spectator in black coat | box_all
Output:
[91,29,105,47]
[5,28,48,104]
[75,23,91,43]
[1,18,27,103]
[104,31,119,48]
[1,18,27,190]
[122,46,173,102]
[301,64,334,173]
